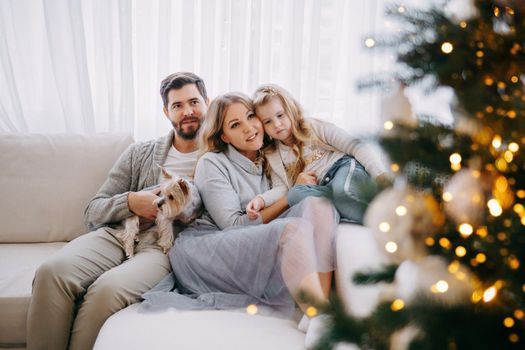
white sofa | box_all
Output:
[0,133,387,350]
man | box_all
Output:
[27,72,209,350]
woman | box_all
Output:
[142,92,338,346]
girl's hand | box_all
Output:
[295,171,317,185]
[246,196,265,220]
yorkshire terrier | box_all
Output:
[116,167,201,258]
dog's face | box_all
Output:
[154,177,190,219]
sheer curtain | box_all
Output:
[0,0,393,141]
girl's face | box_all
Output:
[220,102,264,161]
[256,97,293,146]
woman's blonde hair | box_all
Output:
[198,92,255,156]
[252,84,315,184]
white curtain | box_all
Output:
[0,0,398,141]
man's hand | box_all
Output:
[128,188,161,220]
[246,196,265,220]
[295,171,317,185]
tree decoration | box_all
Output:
[316,0,525,348]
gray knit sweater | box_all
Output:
[84,130,174,231]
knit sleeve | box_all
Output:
[310,118,388,178]
[194,154,263,230]
[83,144,137,231]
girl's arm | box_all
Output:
[259,196,289,224]
[309,118,388,178]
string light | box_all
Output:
[306,306,318,317]
[365,38,376,48]
[246,304,258,315]
[431,280,449,293]
[483,286,497,302]
[508,142,519,152]
[390,163,400,172]
[385,241,398,253]
[458,223,473,237]
[455,246,467,257]
[395,206,407,216]
[379,222,390,232]
[492,135,502,148]
[383,120,394,130]
[441,42,453,54]
[514,310,524,320]
[391,299,405,311]
[503,317,515,328]
[487,199,503,216]
[449,153,462,171]
[439,238,451,249]
[442,192,453,201]
[476,253,487,263]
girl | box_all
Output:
[246,84,390,224]
[142,92,339,348]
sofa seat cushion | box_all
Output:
[0,242,66,346]
[95,304,305,350]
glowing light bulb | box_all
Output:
[442,192,453,202]
[487,199,503,217]
[246,304,258,315]
[379,222,390,232]
[395,206,407,216]
[383,120,394,130]
[391,299,405,311]
[385,241,398,253]
[483,286,497,302]
[458,223,473,237]
[449,153,461,164]
[365,38,375,48]
[435,280,449,293]
[504,317,515,328]
[455,246,467,257]
[492,135,502,148]
[508,142,519,152]
[441,42,453,54]
[306,306,318,317]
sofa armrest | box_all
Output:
[335,223,392,318]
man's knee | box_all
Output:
[33,256,76,292]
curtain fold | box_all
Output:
[0,0,393,140]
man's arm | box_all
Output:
[84,144,157,231]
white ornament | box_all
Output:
[444,0,479,23]
[394,256,474,306]
[443,169,485,226]
[364,186,444,263]
[380,83,417,128]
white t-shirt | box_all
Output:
[159,146,199,184]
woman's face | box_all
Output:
[220,102,264,161]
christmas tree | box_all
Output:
[317,0,525,349]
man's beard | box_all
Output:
[173,119,200,140]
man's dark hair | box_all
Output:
[160,72,208,107]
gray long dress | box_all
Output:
[141,145,339,317]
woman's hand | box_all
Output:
[128,188,161,220]
[295,171,317,185]
[246,196,265,220]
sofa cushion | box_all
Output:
[0,242,66,346]
[0,133,133,243]
[94,304,305,350]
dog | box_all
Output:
[116,167,201,258]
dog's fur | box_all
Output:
[116,168,201,258]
